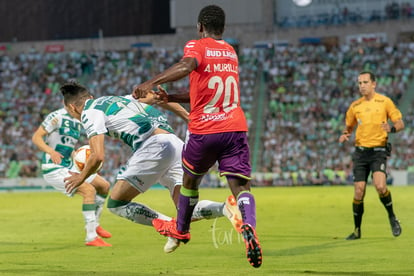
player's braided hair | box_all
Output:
[60,81,91,107]
[198,5,225,36]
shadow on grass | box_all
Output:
[262,237,413,275]
[266,270,414,275]
[0,241,78,254]
[0,270,153,276]
[265,236,399,257]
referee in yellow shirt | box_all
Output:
[339,71,405,240]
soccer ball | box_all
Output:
[73,145,91,171]
[73,145,102,172]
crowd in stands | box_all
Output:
[0,48,182,183]
[258,41,414,186]
[1,41,413,187]
[0,46,258,185]
[278,2,414,28]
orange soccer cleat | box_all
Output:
[152,218,190,243]
[96,225,112,238]
[224,195,243,233]
[85,237,112,247]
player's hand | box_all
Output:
[132,83,152,99]
[64,171,84,193]
[154,85,169,104]
[50,150,63,165]
[138,90,157,105]
[381,122,391,133]
[339,133,351,143]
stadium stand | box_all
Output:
[1,41,413,187]
[278,2,414,28]
[1,0,414,187]
[255,42,414,186]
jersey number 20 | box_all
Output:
[204,76,239,114]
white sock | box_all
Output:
[192,200,225,220]
[108,202,171,226]
[83,210,98,242]
[95,194,106,226]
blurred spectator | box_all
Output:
[5,153,21,178]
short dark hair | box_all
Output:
[198,5,225,36]
[359,71,376,82]
[60,81,91,107]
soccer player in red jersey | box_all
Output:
[133,5,262,268]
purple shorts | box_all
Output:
[182,132,251,179]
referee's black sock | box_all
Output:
[352,199,364,231]
[379,190,395,217]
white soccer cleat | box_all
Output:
[224,195,243,233]
[164,237,180,253]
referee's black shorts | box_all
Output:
[352,147,388,182]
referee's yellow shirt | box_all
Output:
[345,92,402,147]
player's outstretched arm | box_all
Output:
[132,57,196,99]
[137,86,189,123]
[159,102,189,123]
[155,85,190,103]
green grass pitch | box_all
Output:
[1,185,414,275]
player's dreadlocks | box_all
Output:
[198,5,225,36]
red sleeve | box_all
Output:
[183,40,202,65]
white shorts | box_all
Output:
[42,164,97,197]
[117,133,184,196]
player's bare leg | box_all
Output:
[76,183,111,247]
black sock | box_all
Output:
[379,190,395,217]
[352,199,364,231]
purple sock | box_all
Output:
[237,192,257,228]
[177,193,198,233]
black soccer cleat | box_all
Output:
[346,228,361,240]
[240,224,262,268]
[389,216,401,237]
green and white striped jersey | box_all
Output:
[81,96,174,151]
[41,108,82,170]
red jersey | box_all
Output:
[182,37,248,134]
